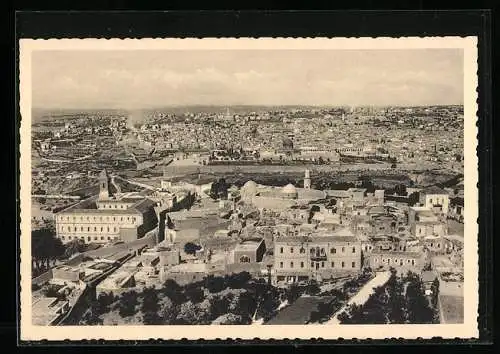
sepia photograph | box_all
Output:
[19,37,478,340]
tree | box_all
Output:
[80,301,103,325]
[184,242,202,255]
[162,279,186,305]
[97,292,115,314]
[226,272,251,289]
[308,205,321,224]
[285,284,302,304]
[118,291,138,317]
[205,275,227,293]
[141,287,159,314]
[63,238,86,259]
[405,277,434,323]
[32,228,64,274]
[143,311,162,325]
[184,286,204,304]
[304,281,321,296]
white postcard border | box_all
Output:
[19,37,479,341]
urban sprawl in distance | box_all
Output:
[31,105,465,326]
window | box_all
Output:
[280,247,283,254]
[300,262,304,268]
[107,227,110,232]
[290,247,294,253]
[101,236,104,240]
[114,227,117,232]
[280,262,283,268]
[352,247,356,253]
[311,262,314,267]
[341,262,345,268]
[94,237,98,240]
[321,262,325,268]
[61,236,65,240]
[407,259,411,264]
[94,227,97,232]
[87,227,90,232]
[101,227,103,232]
[411,259,415,266]
[352,262,356,268]
[330,248,336,254]
[74,227,77,232]
[120,217,123,221]
[342,247,345,253]
[113,217,116,221]
[240,255,251,263]
[80,227,83,232]
[331,262,335,268]
[61,226,64,231]
[88,237,91,241]
[290,262,294,268]
[68,236,72,240]
[300,247,305,254]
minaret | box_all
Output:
[98,169,110,200]
[304,169,311,189]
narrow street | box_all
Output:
[325,271,391,325]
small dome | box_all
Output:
[282,183,297,194]
[241,180,257,197]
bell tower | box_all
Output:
[99,169,110,200]
[304,169,311,189]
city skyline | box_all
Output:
[32,49,464,109]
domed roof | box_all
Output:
[282,183,297,194]
[241,180,257,195]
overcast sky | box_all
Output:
[32,49,463,109]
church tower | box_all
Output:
[304,169,311,189]
[99,168,110,200]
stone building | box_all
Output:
[54,169,158,244]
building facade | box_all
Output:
[273,235,362,285]
[54,170,158,244]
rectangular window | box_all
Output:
[280,262,283,268]
[352,247,356,253]
[280,247,283,253]
[300,262,304,268]
[341,262,345,268]
[290,247,294,253]
[321,262,325,268]
[352,262,356,268]
[342,247,345,253]
[331,248,336,254]
[311,262,314,267]
[331,262,335,268]
[290,262,294,268]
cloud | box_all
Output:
[31,49,464,108]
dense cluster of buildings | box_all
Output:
[31,105,465,325]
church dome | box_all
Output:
[282,183,298,198]
[241,180,258,198]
